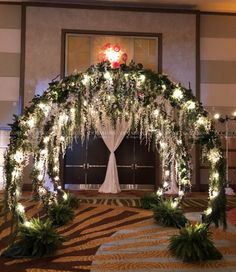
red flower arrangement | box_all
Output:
[99,43,128,68]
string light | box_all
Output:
[178,190,184,197]
[16,203,25,213]
[104,72,111,80]
[205,207,212,215]
[171,201,178,209]
[212,172,219,180]
[156,188,163,196]
[214,113,220,120]
[163,181,169,188]
[24,221,32,228]
[139,74,146,82]
[162,84,166,91]
[37,174,44,181]
[165,170,170,177]
[63,192,68,201]
[172,88,183,100]
[210,190,219,199]
[43,136,50,144]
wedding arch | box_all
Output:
[4,61,226,228]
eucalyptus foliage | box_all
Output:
[3,61,226,229]
[169,223,222,262]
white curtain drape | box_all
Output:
[165,160,179,194]
[97,120,130,194]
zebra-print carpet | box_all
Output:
[1,200,236,272]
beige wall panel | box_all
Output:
[201,38,236,61]
[201,60,236,84]
[0,101,18,127]
[0,29,21,53]
[0,130,9,147]
[0,4,21,29]
[0,77,19,101]
[24,7,196,105]
[201,83,236,107]
[0,53,20,77]
[201,15,236,38]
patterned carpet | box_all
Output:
[1,200,236,272]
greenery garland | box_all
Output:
[4,61,226,230]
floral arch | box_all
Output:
[4,61,226,228]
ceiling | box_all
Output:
[2,0,236,13]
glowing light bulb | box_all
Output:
[104,72,111,80]
[156,188,163,197]
[58,185,62,190]
[63,192,68,201]
[172,88,183,100]
[163,181,169,188]
[24,221,32,228]
[16,203,25,213]
[205,207,212,215]
[210,190,219,199]
[165,170,170,177]
[214,113,220,119]
[171,201,178,209]
[43,136,50,144]
[37,174,44,181]
[162,84,166,91]
[212,172,219,180]
[139,75,146,82]
[233,111,236,117]
[178,190,184,197]
[54,176,59,181]
[104,47,120,63]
